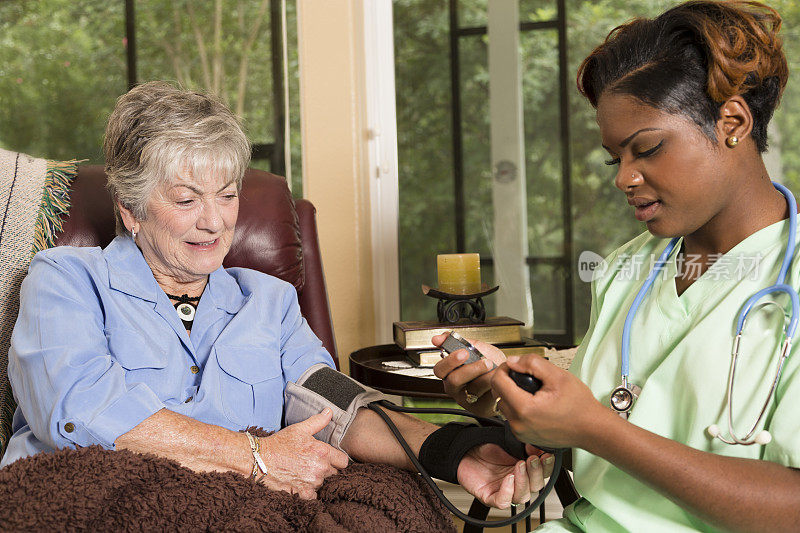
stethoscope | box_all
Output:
[613,181,799,447]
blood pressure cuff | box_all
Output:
[284,363,387,453]
[418,422,527,484]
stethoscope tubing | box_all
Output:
[735,284,799,339]
[771,182,797,285]
[620,237,680,378]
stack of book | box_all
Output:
[392,316,545,367]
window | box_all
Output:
[0,0,303,194]
[395,0,576,344]
[394,0,800,345]
[0,1,127,164]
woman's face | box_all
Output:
[130,169,239,284]
[596,92,732,238]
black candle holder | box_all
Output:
[421,283,499,324]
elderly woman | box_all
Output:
[435,1,800,531]
[0,81,546,508]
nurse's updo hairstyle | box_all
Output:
[104,81,251,235]
[577,0,788,153]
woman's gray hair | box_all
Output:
[103,81,251,235]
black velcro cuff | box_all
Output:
[301,365,366,411]
[418,422,526,484]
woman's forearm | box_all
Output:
[115,406,436,480]
[340,407,436,470]
[583,408,800,533]
[114,408,252,476]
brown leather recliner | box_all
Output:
[55,165,338,367]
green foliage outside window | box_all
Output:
[0,1,126,163]
[0,0,303,194]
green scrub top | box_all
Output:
[537,219,800,532]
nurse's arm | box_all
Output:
[493,356,800,533]
[581,409,800,533]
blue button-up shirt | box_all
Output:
[1,235,334,467]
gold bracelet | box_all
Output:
[245,431,268,482]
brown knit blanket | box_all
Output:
[0,446,456,532]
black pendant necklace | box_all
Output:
[165,293,201,330]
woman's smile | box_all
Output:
[185,238,220,248]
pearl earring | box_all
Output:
[131,226,137,240]
[726,135,739,148]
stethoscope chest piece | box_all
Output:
[610,383,641,418]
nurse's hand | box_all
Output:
[259,409,350,499]
[492,355,607,450]
[432,334,506,417]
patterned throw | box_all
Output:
[0,148,77,458]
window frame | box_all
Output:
[123,0,287,176]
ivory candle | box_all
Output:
[437,253,481,295]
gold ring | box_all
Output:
[492,397,502,416]
[464,390,479,404]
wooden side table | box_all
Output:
[349,343,578,398]
[349,343,448,398]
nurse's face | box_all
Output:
[596,92,732,238]
[124,168,239,284]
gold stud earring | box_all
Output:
[726,135,739,148]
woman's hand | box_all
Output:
[432,334,507,417]
[258,408,349,499]
[492,355,610,450]
[457,443,555,509]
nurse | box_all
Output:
[433,1,800,530]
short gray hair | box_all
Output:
[103,81,251,235]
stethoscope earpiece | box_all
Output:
[755,431,772,445]
[707,425,772,446]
